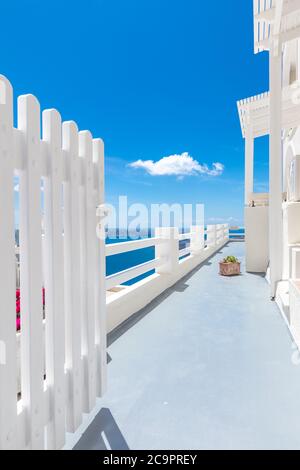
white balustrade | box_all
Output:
[106,224,229,333]
[106,224,229,291]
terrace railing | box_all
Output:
[105,225,229,332]
[106,225,229,290]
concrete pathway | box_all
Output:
[72,242,300,450]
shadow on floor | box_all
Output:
[73,408,130,450]
[108,243,229,347]
[247,272,266,279]
[107,352,112,364]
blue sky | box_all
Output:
[1,0,269,226]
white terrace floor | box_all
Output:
[68,242,300,451]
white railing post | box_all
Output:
[217,225,224,244]
[206,226,211,247]
[213,225,217,246]
[190,225,205,254]
[207,225,217,248]
[155,227,179,274]
[216,225,221,244]
[224,224,229,241]
[222,224,225,242]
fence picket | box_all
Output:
[79,131,97,412]
[18,94,44,449]
[93,139,107,397]
[0,76,18,450]
[62,122,83,432]
[43,109,66,449]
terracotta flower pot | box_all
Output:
[219,261,241,276]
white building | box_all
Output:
[238,0,300,340]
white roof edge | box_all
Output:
[237,92,270,138]
[253,0,300,54]
[237,85,300,138]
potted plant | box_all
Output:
[219,256,241,276]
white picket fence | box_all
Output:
[0,75,107,450]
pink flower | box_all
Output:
[16,288,45,331]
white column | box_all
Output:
[190,225,205,254]
[244,126,254,206]
[269,44,283,298]
[206,225,217,248]
[292,248,300,280]
[155,227,179,274]
[298,39,300,82]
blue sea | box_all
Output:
[106,228,245,286]
[15,228,244,287]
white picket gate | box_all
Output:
[0,75,107,450]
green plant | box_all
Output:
[223,256,239,264]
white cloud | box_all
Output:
[129,152,224,177]
[208,217,239,223]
